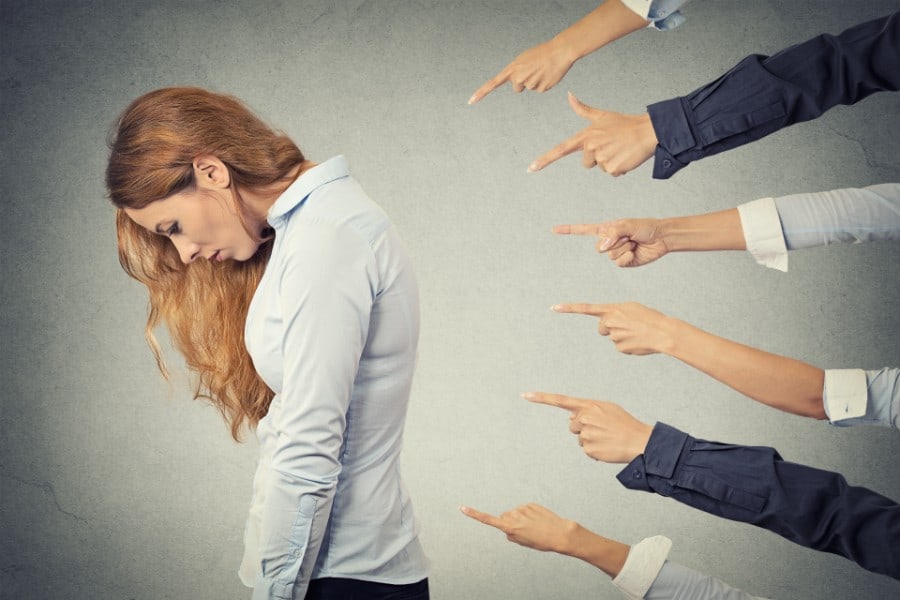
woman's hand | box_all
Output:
[524,392,652,463]
[468,39,577,104]
[529,93,657,176]
[459,503,579,553]
[461,501,632,578]
[553,218,670,267]
[553,302,677,355]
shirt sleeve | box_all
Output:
[252,221,378,600]
[612,535,672,599]
[737,197,789,272]
[737,184,900,271]
[620,0,689,31]
[645,561,771,600]
[612,535,770,599]
[616,423,900,579]
[826,367,900,430]
[647,12,900,179]
[775,184,900,250]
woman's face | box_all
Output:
[124,157,264,263]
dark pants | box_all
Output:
[304,577,429,600]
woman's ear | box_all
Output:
[193,155,231,189]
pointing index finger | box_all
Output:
[552,223,605,236]
[524,392,592,412]
[528,133,581,172]
[551,303,612,317]
[460,505,507,531]
[468,68,512,104]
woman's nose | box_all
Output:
[171,236,201,264]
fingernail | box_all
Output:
[550,304,561,311]
[467,95,476,105]
[527,162,538,172]
[459,505,469,513]
[522,392,535,400]
[598,236,611,251]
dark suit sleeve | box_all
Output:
[648,12,900,179]
[617,422,900,579]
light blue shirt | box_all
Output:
[738,184,900,430]
[240,156,429,599]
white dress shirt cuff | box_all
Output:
[621,0,654,18]
[823,369,868,422]
[738,198,788,272]
[612,535,673,599]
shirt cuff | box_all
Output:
[737,197,789,272]
[620,0,653,18]
[823,369,868,422]
[612,536,673,600]
[647,97,694,179]
[617,422,690,492]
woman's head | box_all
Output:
[106,87,299,439]
[107,87,304,264]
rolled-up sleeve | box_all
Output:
[617,423,900,578]
[253,221,378,599]
[648,12,900,179]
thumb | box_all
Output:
[596,220,632,251]
[568,91,601,120]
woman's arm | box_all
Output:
[252,221,378,599]
[460,503,630,577]
[469,0,680,104]
[552,184,900,270]
[460,504,769,598]
[552,303,827,419]
[552,208,746,267]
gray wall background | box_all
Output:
[2,1,899,598]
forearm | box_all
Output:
[552,0,650,62]
[660,208,747,253]
[559,524,631,577]
[663,319,826,419]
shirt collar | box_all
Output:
[267,155,349,226]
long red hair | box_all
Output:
[106,87,305,440]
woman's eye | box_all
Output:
[167,223,180,236]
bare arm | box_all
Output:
[664,316,826,419]
[469,1,649,103]
[459,504,630,577]
[553,208,746,267]
[553,303,827,419]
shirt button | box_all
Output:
[632,471,642,479]
[663,159,672,168]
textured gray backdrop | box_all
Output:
[2,1,899,598]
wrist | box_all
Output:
[556,520,587,556]
[638,113,658,154]
[549,32,583,63]
[631,422,653,460]
[566,525,631,578]
[656,316,685,356]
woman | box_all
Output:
[106,87,429,599]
